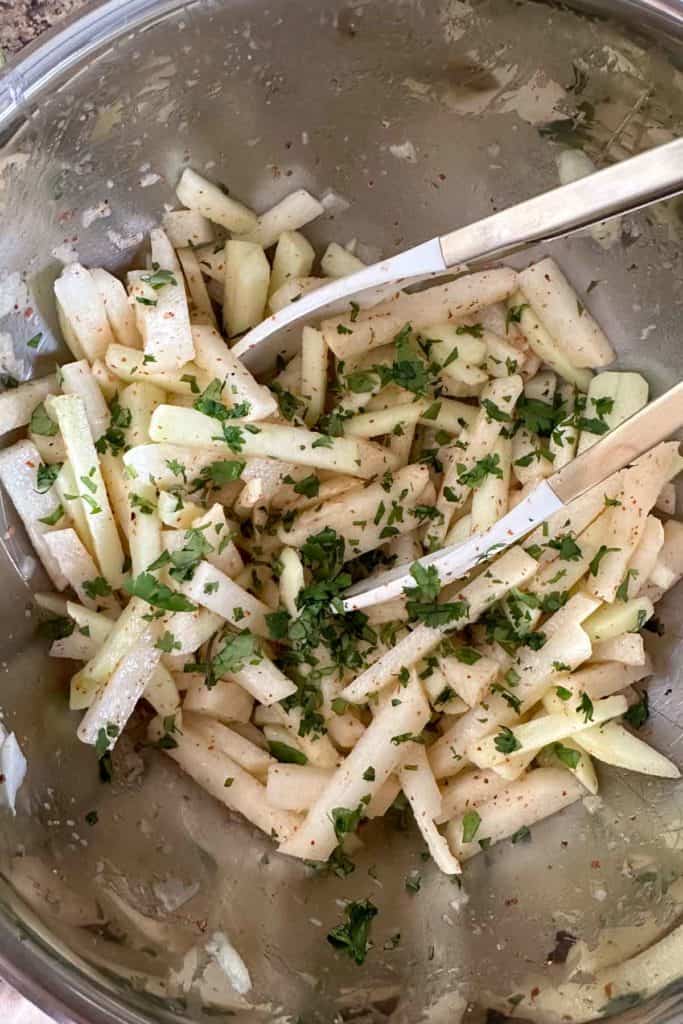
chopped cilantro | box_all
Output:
[462,809,481,843]
[124,573,197,612]
[29,403,58,437]
[576,692,594,723]
[554,742,580,769]
[327,898,377,965]
[494,726,521,755]
[36,462,62,493]
[589,544,619,576]
[268,741,308,765]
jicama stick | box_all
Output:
[149,404,394,478]
[69,597,150,709]
[126,479,162,575]
[162,209,214,248]
[266,763,334,812]
[51,630,101,661]
[90,359,119,401]
[176,168,257,234]
[341,545,537,704]
[622,514,664,597]
[258,703,340,769]
[468,695,628,771]
[223,240,270,337]
[0,375,59,438]
[277,463,429,559]
[108,350,206,402]
[572,721,680,778]
[227,653,297,706]
[162,722,300,841]
[322,268,518,359]
[278,547,304,618]
[431,374,523,544]
[300,326,328,428]
[320,242,366,278]
[191,323,277,421]
[182,675,254,723]
[119,381,165,447]
[320,678,365,749]
[176,246,217,328]
[29,431,67,464]
[548,380,579,469]
[0,440,69,590]
[589,633,646,666]
[34,592,70,616]
[78,635,161,745]
[517,257,614,368]
[157,491,202,529]
[399,744,461,875]
[647,519,683,593]
[485,331,525,378]
[45,394,125,589]
[344,401,424,439]
[470,435,511,533]
[436,769,511,824]
[430,612,595,780]
[582,596,654,643]
[269,276,328,314]
[184,714,273,778]
[66,601,116,646]
[180,561,271,637]
[143,664,181,718]
[577,371,648,454]
[525,474,622,565]
[278,670,430,861]
[537,734,598,795]
[236,189,324,249]
[511,293,593,390]
[43,529,120,613]
[90,268,141,349]
[269,230,315,295]
[445,767,583,860]
[54,263,115,362]
[438,651,500,707]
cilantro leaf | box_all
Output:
[36,462,62,493]
[623,691,649,730]
[268,740,308,765]
[456,453,503,488]
[589,544,619,576]
[462,809,481,843]
[124,573,197,612]
[327,899,378,965]
[494,726,521,755]
[553,742,581,769]
[29,403,58,437]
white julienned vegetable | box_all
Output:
[45,394,125,589]
[54,262,115,362]
[517,257,615,369]
[0,727,28,815]
[323,268,518,359]
[175,168,257,234]
[0,374,59,438]
[3,199,681,882]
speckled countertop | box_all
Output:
[0,0,87,57]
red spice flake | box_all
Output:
[604,983,613,998]
[504,897,518,906]
[24,307,33,318]
[591,859,601,869]
[530,988,540,999]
